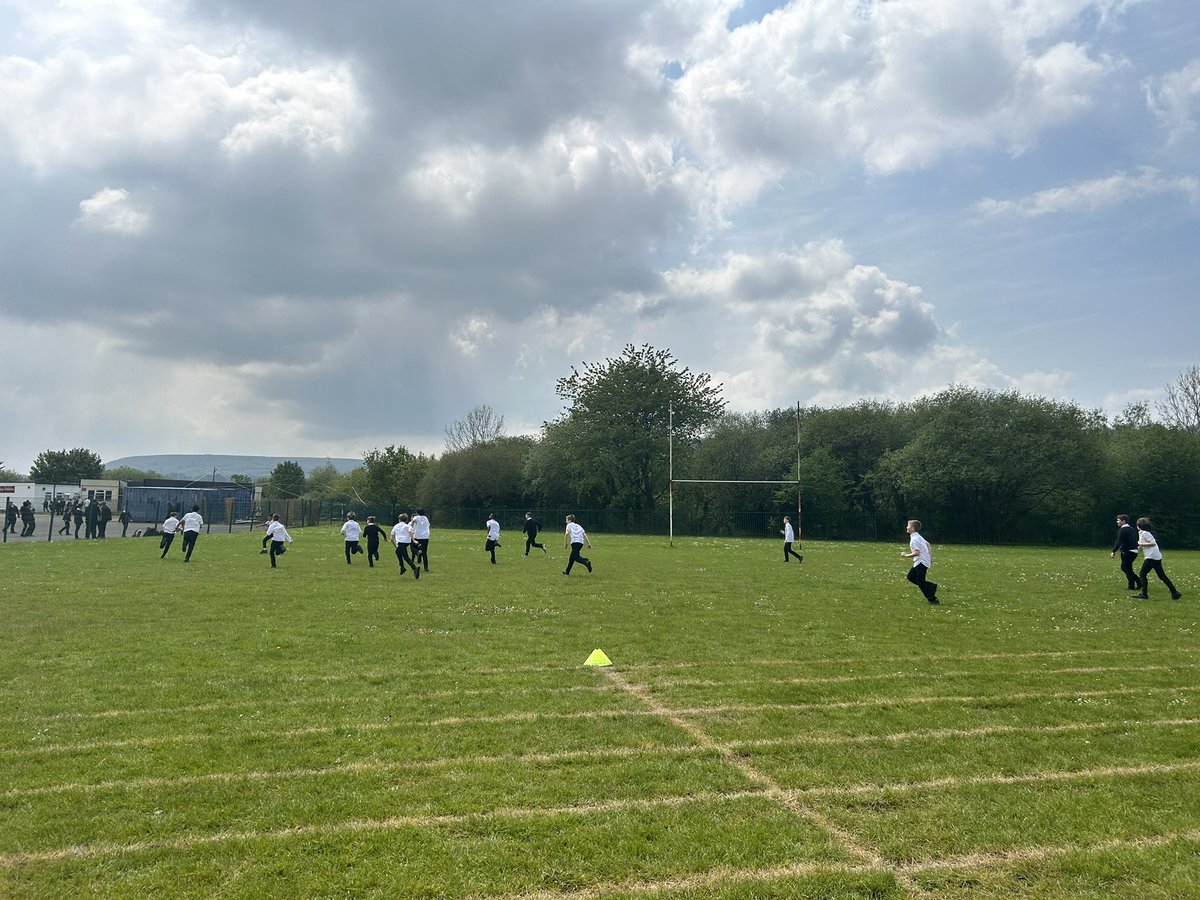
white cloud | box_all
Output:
[1144,57,1200,142]
[76,186,150,234]
[975,167,1200,218]
[655,0,1116,217]
[0,4,362,174]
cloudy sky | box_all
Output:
[2,0,1197,473]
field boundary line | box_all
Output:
[7,685,1198,759]
[600,668,896,880]
[8,717,1199,800]
[5,762,1199,870]
[9,661,1189,728]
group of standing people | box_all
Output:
[5,498,130,539]
[1112,514,1182,600]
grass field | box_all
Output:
[1,526,1198,898]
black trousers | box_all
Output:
[525,535,544,555]
[270,539,286,567]
[345,540,362,563]
[1119,551,1140,590]
[160,532,175,557]
[413,538,429,571]
[1138,559,1178,597]
[784,541,802,562]
[565,542,591,574]
[486,538,498,564]
[907,563,938,601]
[395,543,419,577]
[367,539,382,567]
[181,530,198,561]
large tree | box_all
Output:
[359,445,430,511]
[29,448,105,482]
[547,344,725,509]
[263,460,306,500]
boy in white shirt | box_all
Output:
[1134,517,1182,600]
[160,511,180,559]
[264,514,293,568]
[485,514,501,564]
[341,512,364,564]
[389,514,420,579]
[563,515,593,576]
[781,515,803,563]
[900,519,939,604]
[180,505,203,562]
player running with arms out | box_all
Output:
[264,514,293,568]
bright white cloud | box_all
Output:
[1144,57,1200,142]
[76,186,150,234]
[975,166,1200,218]
[0,4,362,173]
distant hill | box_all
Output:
[104,454,361,480]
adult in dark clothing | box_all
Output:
[3,503,16,535]
[20,501,36,536]
[98,502,112,538]
[85,501,98,539]
[72,504,84,538]
[522,512,546,556]
[363,516,387,568]
[1110,514,1140,591]
[119,508,132,536]
[58,506,73,535]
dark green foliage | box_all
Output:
[29,447,105,482]
[264,459,306,500]
[540,344,726,510]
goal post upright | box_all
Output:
[667,399,803,547]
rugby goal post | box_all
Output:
[668,402,802,546]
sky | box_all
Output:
[1,0,1197,474]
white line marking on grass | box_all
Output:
[783,759,1200,800]
[12,660,1186,729]
[5,762,1199,872]
[601,668,895,876]
[7,685,1198,759]
[897,828,1200,875]
[8,717,1199,801]
[729,717,1200,751]
[17,682,622,726]
[496,829,1200,899]
[1,743,712,799]
[0,789,770,868]
[9,716,1200,801]
[19,646,1191,700]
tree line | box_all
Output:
[12,350,1200,546]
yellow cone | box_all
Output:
[584,648,612,667]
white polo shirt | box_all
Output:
[1139,529,1162,561]
[182,511,203,533]
[566,522,587,544]
[341,520,362,541]
[909,532,932,568]
[411,515,430,540]
[486,518,500,541]
[162,515,180,534]
[391,522,413,544]
[266,521,292,543]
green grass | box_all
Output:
[1,528,1197,898]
